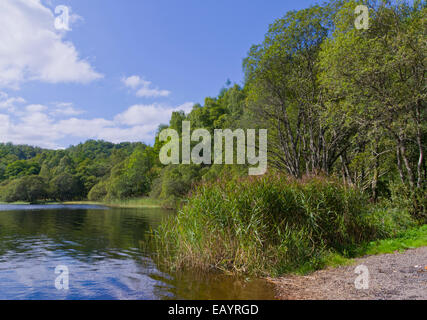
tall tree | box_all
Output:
[319,0,426,192]
[244,2,352,177]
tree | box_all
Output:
[106,146,154,199]
[1,176,47,203]
[243,2,351,177]
[88,180,108,201]
[50,173,82,201]
[5,160,41,179]
[319,0,426,193]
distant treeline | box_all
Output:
[0,0,425,217]
[0,84,250,204]
[0,141,151,202]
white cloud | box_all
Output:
[0,0,102,88]
[26,104,48,113]
[114,102,193,126]
[56,118,115,137]
[122,75,171,98]
[176,102,196,113]
[0,91,26,111]
[122,75,142,89]
[0,108,63,149]
[50,102,84,116]
[136,85,171,98]
[0,92,194,148]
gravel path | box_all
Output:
[271,247,427,300]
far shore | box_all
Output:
[0,197,174,210]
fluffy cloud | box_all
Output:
[122,75,171,98]
[0,92,194,148]
[0,109,63,149]
[0,91,26,112]
[50,102,84,116]
[26,104,48,113]
[122,75,142,89]
[0,0,102,88]
[114,102,193,126]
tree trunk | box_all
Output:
[396,145,405,184]
[372,144,379,202]
[415,103,424,189]
[398,137,415,189]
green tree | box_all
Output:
[50,173,82,201]
[106,146,154,199]
[244,2,350,177]
[319,0,426,193]
[5,160,41,179]
[1,176,47,203]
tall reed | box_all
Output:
[153,173,409,276]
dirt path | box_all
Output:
[271,247,427,300]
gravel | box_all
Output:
[272,247,427,300]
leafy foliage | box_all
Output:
[153,173,408,275]
[0,140,151,202]
[0,1,424,223]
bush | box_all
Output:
[0,175,48,203]
[88,180,108,201]
[389,182,426,222]
[151,164,203,199]
[49,172,82,201]
[154,173,412,276]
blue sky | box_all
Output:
[0,0,317,149]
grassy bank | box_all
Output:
[64,197,173,209]
[0,197,172,209]
[362,224,427,255]
[319,224,427,271]
[153,173,418,277]
[0,201,31,205]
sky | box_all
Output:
[0,0,317,149]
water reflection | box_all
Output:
[0,205,276,300]
[156,272,276,300]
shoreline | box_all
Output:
[271,246,427,300]
[0,198,173,210]
[270,225,427,299]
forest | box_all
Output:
[0,0,425,221]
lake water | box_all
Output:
[0,205,275,300]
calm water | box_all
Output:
[0,205,275,300]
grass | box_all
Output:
[153,173,414,277]
[64,197,171,209]
[364,224,427,255]
[310,224,427,274]
[0,201,31,205]
[0,197,171,209]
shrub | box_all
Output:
[88,180,108,201]
[154,173,411,276]
[388,181,427,222]
[0,175,48,203]
[152,164,203,199]
[49,172,82,201]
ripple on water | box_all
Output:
[0,205,275,300]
